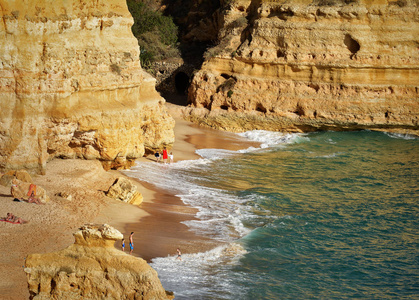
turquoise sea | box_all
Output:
[127,130,419,299]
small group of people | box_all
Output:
[154,147,174,164]
[120,233,182,261]
[121,232,135,255]
[1,212,27,224]
[11,182,43,205]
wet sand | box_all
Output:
[125,105,260,262]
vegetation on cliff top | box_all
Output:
[127,0,180,69]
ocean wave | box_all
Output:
[195,148,238,160]
[311,152,345,158]
[150,243,247,299]
[237,130,307,148]
[384,132,417,140]
[125,159,265,241]
[125,130,307,249]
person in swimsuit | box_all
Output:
[3,213,27,224]
[121,238,125,251]
[129,232,134,255]
[28,191,43,205]
[176,248,182,261]
[169,152,174,164]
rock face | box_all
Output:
[187,0,419,134]
[0,169,33,186]
[106,177,143,205]
[25,224,174,299]
[0,0,175,174]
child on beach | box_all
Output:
[176,248,182,261]
[121,238,125,251]
[169,152,174,164]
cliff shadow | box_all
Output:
[156,62,199,106]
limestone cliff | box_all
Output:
[187,0,419,134]
[0,0,175,174]
[24,224,174,299]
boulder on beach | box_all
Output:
[24,224,174,299]
[0,170,33,186]
[106,177,143,206]
[56,192,73,201]
[11,179,50,203]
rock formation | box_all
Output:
[0,169,33,186]
[186,0,419,134]
[106,177,143,206]
[11,178,50,203]
[0,0,175,174]
[24,224,174,299]
[0,170,50,202]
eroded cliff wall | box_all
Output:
[0,0,174,173]
[187,0,419,134]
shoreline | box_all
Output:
[124,180,222,262]
[0,104,259,299]
[123,106,261,262]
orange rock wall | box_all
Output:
[0,0,174,173]
[188,0,419,134]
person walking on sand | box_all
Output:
[129,232,134,255]
[169,152,174,164]
[121,238,125,252]
[162,147,168,164]
[176,248,182,261]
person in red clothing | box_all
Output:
[162,147,168,164]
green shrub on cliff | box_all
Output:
[127,0,180,66]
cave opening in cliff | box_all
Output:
[175,72,189,95]
[344,34,360,57]
[160,71,190,106]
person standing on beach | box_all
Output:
[162,147,168,164]
[121,238,125,252]
[169,152,174,164]
[154,152,160,162]
[176,248,182,261]
[129,232,134,255]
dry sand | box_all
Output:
[0,104,259,299]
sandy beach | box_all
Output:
[0,104,259,299]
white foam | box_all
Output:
[195,148,237,160]
[385,132,417,140]
[150,243,247,299]
[237,130,306,148]
[313,152,345,158]
[125,160,262,241]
